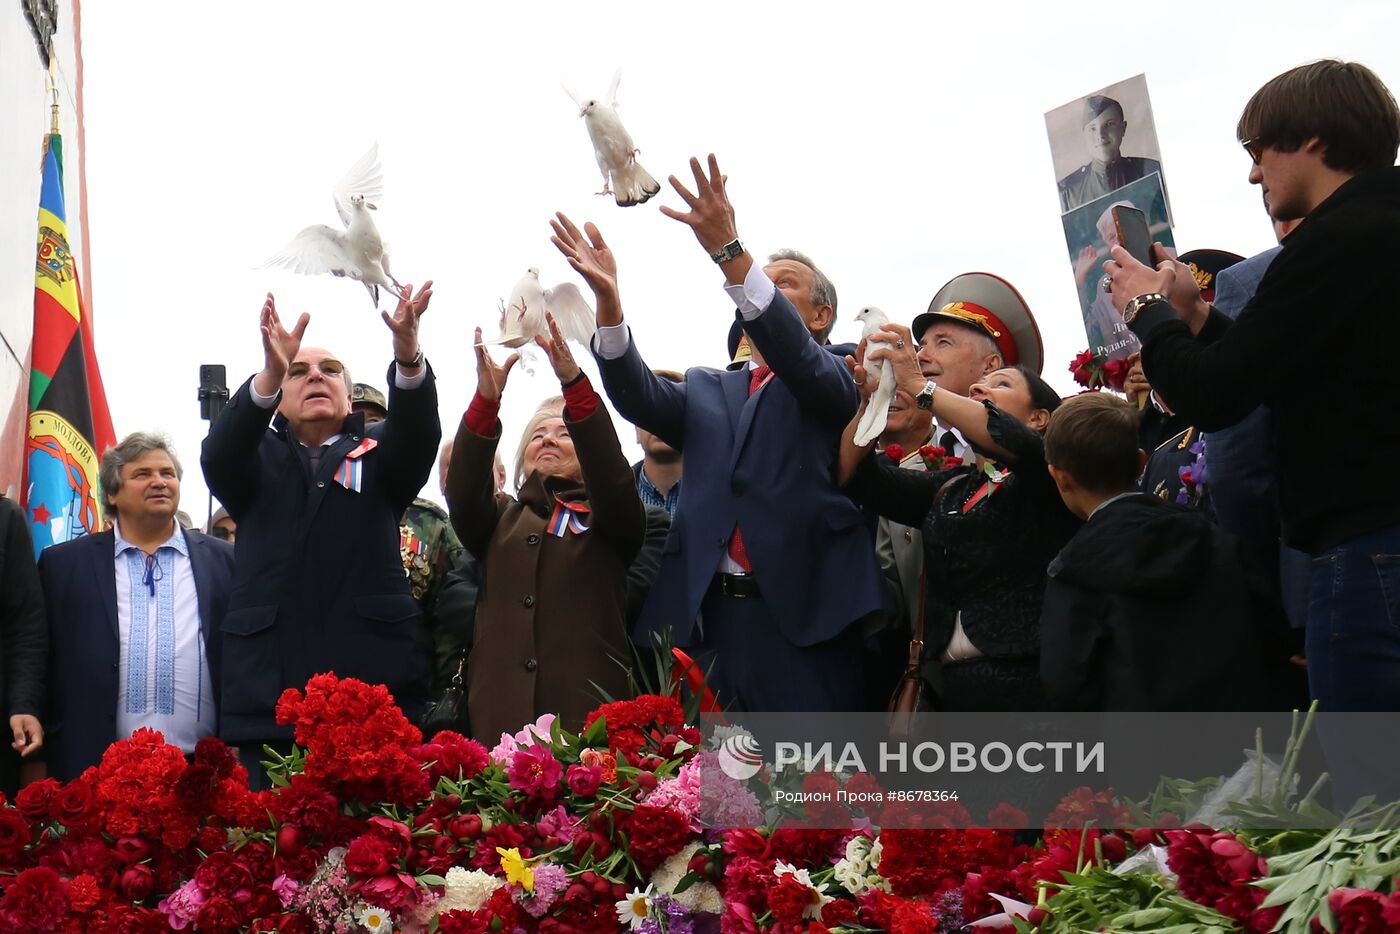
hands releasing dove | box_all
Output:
[482,267,597,350]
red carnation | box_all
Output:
[414,731,490,782]
[345,835,398,877]
[584,695,685,760]
[1069,349,1098,388]
[884,443,906,463]
[0,866,70,931]
[768,874,817,925]
[626,803,691,875]
[1102,357,1131,391]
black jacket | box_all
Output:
[0,496,46,794]
[1040,494,1297,711]
[1131,167,1400,552]
[201,363,440,740]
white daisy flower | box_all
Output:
[614,883,653,929]
[774,861,835,920]
[357,905,393,934]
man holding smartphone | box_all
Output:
[1103,60,1400,800]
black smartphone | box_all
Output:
[1112,205,1154,267]
[198,364,228,421]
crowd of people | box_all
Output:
[1,59,1398,806]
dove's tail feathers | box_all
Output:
[366,281,380,307]
[612,161,661,207]
[852,396,890,448]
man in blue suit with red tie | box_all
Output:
[552,155,886,712]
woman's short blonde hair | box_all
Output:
[513,395,566,489]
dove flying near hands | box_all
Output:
[483,267,597,350]
[853,307,895,447]
[265,144,404,307]
[563,70,661,207]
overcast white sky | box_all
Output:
[76,1,1399,522]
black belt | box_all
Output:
[709,573,760,598]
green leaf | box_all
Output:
[417,873,447,887]
[581,715,608,745]
[671,870,699,895]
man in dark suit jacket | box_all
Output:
[37,433,234,781]
[0,495,46,795]
[201,286,438,777]
[555,157,886,711]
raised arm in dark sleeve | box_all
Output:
[377,361,442,512]
[744,288,859,427]
[845,452,944,529]
[563,376,646,564]
[200,377,277,518]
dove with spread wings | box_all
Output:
[265,144,403,306]
[563,71,661,207]
[481,268,597,350]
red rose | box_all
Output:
[194,895,243,933]
[120,863,156,901]
[1069,350,1097,388]
[0,809,32,859]
[114,835,151,864]
[14,779,60,822]
[884,443,906,463]
[52,779,100,831]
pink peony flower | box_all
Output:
[491,713,557,763]
[158,879,207,931]
[508,742,563,799]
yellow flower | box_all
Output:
[496,846,535,893]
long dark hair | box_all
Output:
[1016,365,1062,420]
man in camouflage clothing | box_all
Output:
[353,383,464,693]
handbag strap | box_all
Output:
[910,472,961,652]
[449,652,466,686]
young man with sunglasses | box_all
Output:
[201,284,439,785]
[1103,60,1400,803]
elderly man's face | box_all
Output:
[111,449,181,526]
[916,322,1000,399]
[1084,108,1126,163]
[764,260,832,338]
[278,347,351,428]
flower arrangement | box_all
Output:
[0,675,1396,933]
[1068,348,1130,392]
[883,443,962,472]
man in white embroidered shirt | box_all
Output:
[38,433,235,780]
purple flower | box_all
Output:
[518,863,569,917]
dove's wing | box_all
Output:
[265,225,358,277]
[332,144,384,227]
[543,283,597,344]
[561,79,585,110]
[854,359,895,447]
[606,69,622,109]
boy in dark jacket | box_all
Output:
[1040,392,1300,711]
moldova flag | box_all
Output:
[23,132,115,558]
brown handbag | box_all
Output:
[887,473,961,738]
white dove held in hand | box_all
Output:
[485,268,597,349]
[264,144,404,307]
[563,71,660,207]
[853,306,895,447]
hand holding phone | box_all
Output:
[1112,205,1154,267]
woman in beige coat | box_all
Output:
[446,312,643,742]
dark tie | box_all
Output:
[726,366,773,573]
[939,430,959,453]
[307,444,329,475]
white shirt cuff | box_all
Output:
[395,362,428,389]
[723,263,777,320]
[593,322,632,360]
[249,380,280,409]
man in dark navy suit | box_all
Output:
[553,155,886,712]
[38,433,234,781]
[202,284,438,783]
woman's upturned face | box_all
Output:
[522,416,580,481]
[969,367,1045,428]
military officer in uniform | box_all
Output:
[352,383,465,693]
[1058,95,1163,212]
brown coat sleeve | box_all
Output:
[566,403,645,565]
[445,415,506,561]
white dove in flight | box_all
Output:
[265,144,404,307]
[853,306,895,447]
[482,268,597,349]
[563,71,661,207]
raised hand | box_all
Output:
[255,293,309,397]
[845,339,879,404]
[865,323,926,398]
[535,311,583,385]
[383,279,434,366]
[551,213,617,298]
[660,154,741,256]
[474,326,518,402]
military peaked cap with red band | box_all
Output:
[911,272,1045,375]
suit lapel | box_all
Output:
[183,530,214,644]
[722,368,748,437]
[91,530,119,639]
[729,370,768,473]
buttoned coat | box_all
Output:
[446,399,643,742]
[201,363,439,741]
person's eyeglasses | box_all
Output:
[286,359,345,380]
[1241,137,1266,165]
[211,526,232,541]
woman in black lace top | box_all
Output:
[842,329,1079,711]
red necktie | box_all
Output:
[726,366,772,572]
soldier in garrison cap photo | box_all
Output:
[1058,95,1163,212]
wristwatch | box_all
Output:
[395,347,425,369]
[1122,292,1170,326]
[914,380,937,411]
[709,238,745,265]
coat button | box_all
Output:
[317,481,326,488]
[523,595,535,608]
[716,537,725,547]
[904,529,913,542]
[526,533,540,545]
[525,659,538,672]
